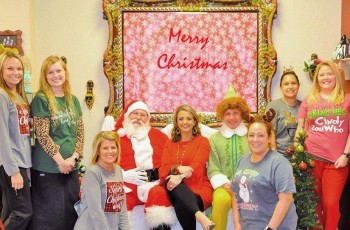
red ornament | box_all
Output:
[286,145,295,156]
[309,159,316,168]
[299,161,307,171]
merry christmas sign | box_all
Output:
[122,11,258,112]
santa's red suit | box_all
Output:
[115,101,177,228]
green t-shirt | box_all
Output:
[30,93,82,173]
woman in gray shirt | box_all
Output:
[0,50,32,229]
[74,131,129,230]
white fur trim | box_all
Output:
[160,124,173,138]
[124,185,132,193]
[161,123,218,139]
[137,180,159,203]
[210,173,230,189]
[117,128,126,137]
[131,136,153,169]
[101,115,116,131]
[145,206,178,227]
[200,123,218,138]
[124,101,150,119]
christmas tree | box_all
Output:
[286,128,319,229]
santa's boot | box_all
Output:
[151,224,171,230]
[145,205,177,230]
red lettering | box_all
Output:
[169,28,209,50]
[157,53,228,70]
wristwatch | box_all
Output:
[343,153,350,159]
[180,174,186,180]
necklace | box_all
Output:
[176,139,192,164]
[282,98,299,123]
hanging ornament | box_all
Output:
[85,80,95,110]
[286,145,295,156]
[296,145,304,153]
[298,129,306,138]
[298,161,307,171]
[309,159,316,168]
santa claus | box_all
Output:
[114,100,177,230]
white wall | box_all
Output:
[271,0,341,100]
[0,0,342,163]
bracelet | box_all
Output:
[343,153,350,159]
[264,226,277,230]
[179,174,186,180]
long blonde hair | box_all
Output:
[308,61,344,105]
[37,55,75,121]
[91,131,121,165]
[0,51,28,105]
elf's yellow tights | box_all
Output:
[211,188,232,230]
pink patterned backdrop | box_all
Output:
[123,12,258,113]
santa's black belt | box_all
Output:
[143,168,159,182]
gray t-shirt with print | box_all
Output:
[232,150,297,230]
[267,98,301,158]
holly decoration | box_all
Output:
[288,126,319,229]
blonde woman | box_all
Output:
[74,131,129,230]
[0,51,32,229]
[29,55,84,230]
[296,61,350,229]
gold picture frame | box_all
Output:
[102,0,277,127]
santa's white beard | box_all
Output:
[123,118,151,140]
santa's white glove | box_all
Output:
[137,180,160,203]
[123,168,147,185]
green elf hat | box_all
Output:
[224,85,240,99]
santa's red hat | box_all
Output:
[114,100,150,137]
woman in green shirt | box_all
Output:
[29,55,84,230]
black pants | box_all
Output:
[28,169,79,230]
[339,171,350,230]
[0,166,32,230]
[167,183,204,230]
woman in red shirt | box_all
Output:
[149,104,214,230]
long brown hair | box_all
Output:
[171,104,201,142]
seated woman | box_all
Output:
[74,131,129,230]
[231,111,298,230]
[148,105,215,230]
